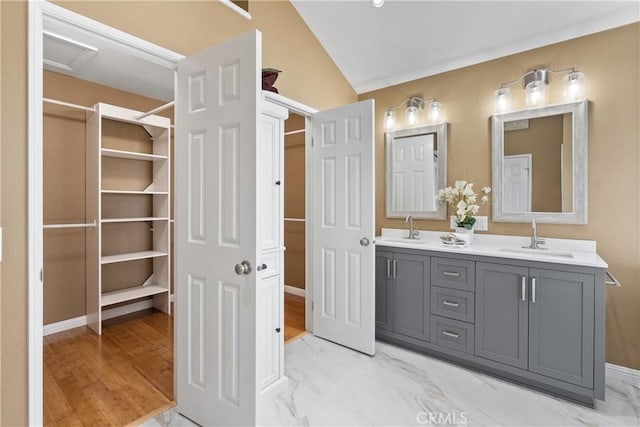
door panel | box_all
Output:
[312,100,375,355]
[392,253,430,341]
[176,30,260,426]
[529,268,594,387]
[475,262,529,369]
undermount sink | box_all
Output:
[383,238,431,245]
[499,248,574,259]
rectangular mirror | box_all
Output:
[492,100,588,223]
[386,123,447,219]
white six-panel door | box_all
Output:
[175,30,261,426]
[312,100,376,356]
[503,154,532,213]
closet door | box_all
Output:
[175,30,262,427]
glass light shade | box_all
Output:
[494,87,512,113]
[525,80,547,106]
[427,101,442,122]
[563,71,586,101]
[383,110,394,130]
[371,0,385,7]
[405,105,418,126]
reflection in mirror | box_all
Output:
[492,100,588,224]
[386,123,447,219]
[503,113,573,213]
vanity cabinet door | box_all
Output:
[475,262,529,369]
[375,250,392,332]
[392,252,430,342]
[528,268,594,388]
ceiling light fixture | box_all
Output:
[383,96,442,130]
[495,67,586,112]
[372,0,385,8]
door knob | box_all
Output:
[256,263,268,271]
[360,237,370,247]
[234,261,252,275]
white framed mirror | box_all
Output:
[385,123,447,219]
[492,100,588,224]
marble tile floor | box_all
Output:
[141,334,639,427]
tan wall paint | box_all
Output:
[362,23,640,370]
[1,1,356,424]
[504,115,564,212]
[284,115,306,290]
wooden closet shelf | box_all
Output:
[101,285,169,307]
[101,148,168,161]
[101,250,168,264]
[102,217,169,223]
[101,190,169,195]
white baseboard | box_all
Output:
[606,363,640,381]
[43,293,174,336]
[284,285,306,297]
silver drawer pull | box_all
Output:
[442,330,459,339]
[442,300,460,307]
[442,271,460,277]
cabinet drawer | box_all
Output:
[431,286,475,323]
[258,251,281,278]
[431,257,475,291]
[431,315,474,355]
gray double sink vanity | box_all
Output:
[374,229,607,406]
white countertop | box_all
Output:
[375,228,608,269]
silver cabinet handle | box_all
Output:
[360,237,370,247]
[442,331,459,339]
[521,276,527,302]
[386,259,391,279]
[234,260,252,275]
[393,259,397,279]
[443,271,460,277]
[442,300,460,307]
[531,277,536,303]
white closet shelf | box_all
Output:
[101,285,168,307]
[101,250,168,264]
[102,217,169,223]
[101,190,169,195]
[101,148,168,161]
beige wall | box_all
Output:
[504,115,563,212]
[284,114,306,290]
[362,23,640,371]
[0,1,356,425]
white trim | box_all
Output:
[263,91,317,117]
[28,2,184,423]
[284,285,306,298]
[606,363,640,382]
[28,2,45,425]
[43,294,176,336]
[219,0,252,21]
[43,315,87,336]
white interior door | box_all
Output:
[312,100,375,356]
[175,30,261,426]
[503,154,532,212]
[392,133,436,212]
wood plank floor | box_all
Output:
[284,293,306,344]
[45,294,305,426]
[44,309,174,427]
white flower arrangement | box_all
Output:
[437,181,491,229]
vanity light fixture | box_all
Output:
[371,0,385,7]
[383,96,442,130]
[495,67,586,112]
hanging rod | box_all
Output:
[43,220,96,230]
[284,217,305,222]
[284,129,305,136]
[136,101,175,120]
[43,98,95,113]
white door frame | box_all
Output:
[27,2,319,424]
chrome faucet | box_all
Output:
[523,218,546,250]
[405,215,420,240]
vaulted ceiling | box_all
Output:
[291,1,640,94]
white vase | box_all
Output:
[454,227,474,245]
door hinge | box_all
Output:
[40,268,43,282]
[311,137,314,147]
[311,301,314,311]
